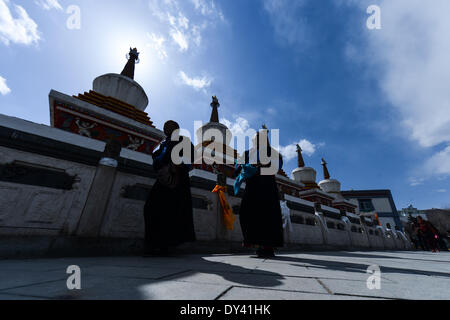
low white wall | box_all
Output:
[0,114,410,254]
[100,171,155,239]
[365,228,386,249]
[0,146,96,236]
[321,206,351,248]
[383,231,398,250]
[0,146,409,252]
[191,187,220,241]
[348,224,370,248]
[289,212,324,246]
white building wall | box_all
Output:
[372,198,393,213]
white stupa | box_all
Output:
[292,144,319,189]
[318,158,341,194]
[92,48,149,111]
[318,158,358,213]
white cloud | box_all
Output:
[436,189,447,193]
[191,0,225,21]
[222,117,251,137]
[34,0,62,11]
[424,146,450,177]
[263,0,310,50]
[148,0,225,52]
[178,71,212,91]
[280,139,317,162]
[365,1,450,149]
[221,116,255,154]
[146,33,168,60]
[409,177,425,187]
[162,11,191,51]
[170,28,189,51]
[222,116,320,161]
[0,75,11,95]
[0,0,40,46]
[341,0,450,180]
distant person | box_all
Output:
[235,129,284,258]
[406,221,420,250]
[143,121,196,256]
[417,216,440,253]
[412,218,428,251]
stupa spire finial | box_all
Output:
[121,48,140,80]
[321,158,331,180]
[210,96,220,123]
[296,144,305,168]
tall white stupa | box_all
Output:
[318,158,357,213]
[292,144,319,189]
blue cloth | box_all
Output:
[154,140,194,172]
[154,140,169,167]
[234,162,258,195]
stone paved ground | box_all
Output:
[0,251,449,300]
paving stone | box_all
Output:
[161,271,327,294]
[0,293,46,300]
[0,251,449,300]
[137,280,231,300]
[0,270,66,291]
[252,260,379,282]
[320,273,450,300]
[218,287,383,300]
[0,258,97,272]
[81,265,190,280]
[2,276,152,300]
[1,275,230,300]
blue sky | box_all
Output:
[0,0,449,209]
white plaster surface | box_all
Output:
[372,198,394,213]
[292,167,316,183]
[0,146,96,236]
[93,74,149,111]
[100,171,156,239]
[318,179,341,194]
[0,113,154,164]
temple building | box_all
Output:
[341,189,403,231]
[0,49,410,257]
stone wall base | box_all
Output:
[0,236,402,260]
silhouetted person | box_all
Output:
[411,218,428,251]
[143,121,196,256]
[235,130,284,258]
[406,221,420,250]
[417,216,440,253]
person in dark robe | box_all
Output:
[412,218,428,251]
[235,130,284,258]
[417,216,440,253]
[143,120,196,256]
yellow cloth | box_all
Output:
[212,185,236,230]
